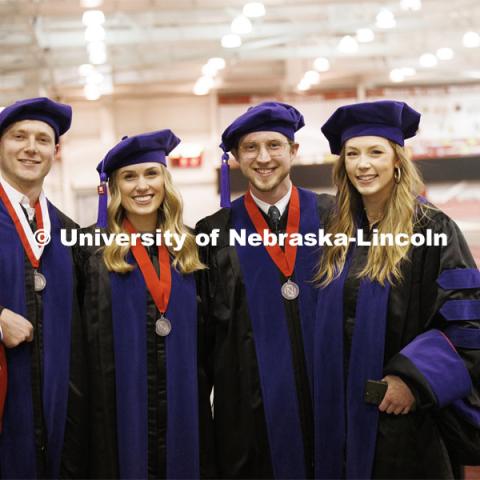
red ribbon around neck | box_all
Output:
[0,184,44,269]
[123,218,171,315]
[243,186,300,278]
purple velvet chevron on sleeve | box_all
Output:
[400,329,472,407]
[440,300,480,321]
[437,268,480,291]
[445,325,480,349]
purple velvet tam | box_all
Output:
[321,100,421,154]
[0,97,72,142]
[97,129,181,178]
[220,101,305,152]
[95,129,180,228]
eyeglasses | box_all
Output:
[238,140,291,158]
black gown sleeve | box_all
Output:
[195,219,218,479]
[384,209,480,408]
[59,222,89,478]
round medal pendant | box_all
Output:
[155,316,172,337]
[281,279,299,300]
[34,271,47,292]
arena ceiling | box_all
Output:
[0,0,479,104]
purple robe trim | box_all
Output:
[314,258,350,479]
[440,300,480,321]
[314,257,390,479]
[346,279,390,479]
[231,188,320,479]
[437,268,480,290]
[400,329,472,407]
[0,200,73,479]
[445,325,480,349]
[110,256,199,479]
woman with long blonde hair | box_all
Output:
[80,130,212,479]
[313,101,480,479]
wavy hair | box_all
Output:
[103,165,205,274]
[315,142,427,286]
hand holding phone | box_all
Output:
[364,379,388,405]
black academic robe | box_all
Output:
[195,189,333,479]
[0,201,87,479]
[78,230,209,479]
[314,206,480,479]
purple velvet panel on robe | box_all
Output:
[314,258,350,479]
[110,255,199,479]
[345,279,390,479]
[314,258,390,479]
[231,187,320,479]
[0,200,72,479]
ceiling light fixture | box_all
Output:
[84,24,105,42]
[221,33,242,48]
[243,2,266,18]
[82,9,105,26]
[202,64,218,77]
[376,8,396,29]
[78,63,95,76]
[303,70,320,84]
[337,35,359,54]
[401,67,416,76]
[389,68,405,82]
[436,47,454,60]
[419,53,438,67]
[193,84,209,96]
[85,71,104,85]
[193,76,214,96]
[297,80,310,91]
[207,57,226,70]
[84,83,101,101]
[313,57,330,72]
[88,41,107,64]
[231,15,253,35]
[356,28,375,43]
[202,57,226,77]
[463,31,480,48]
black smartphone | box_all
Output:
[364,379,388,405]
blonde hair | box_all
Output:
[315,142,427,287]
[103,164,205,274]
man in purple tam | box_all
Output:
[0,97,86,477]
[196,101,333,478]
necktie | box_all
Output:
[20,205,37,232]
[267,205,281,233]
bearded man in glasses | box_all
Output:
[196,102,332,479]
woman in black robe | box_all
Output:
[79,130,211,479]
[313,100,480,479]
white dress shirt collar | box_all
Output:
[0,175,36,221]
[250,182,292,217]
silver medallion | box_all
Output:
[281,279,299,300]
[34,271,47,292]
[155,316,172,337]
